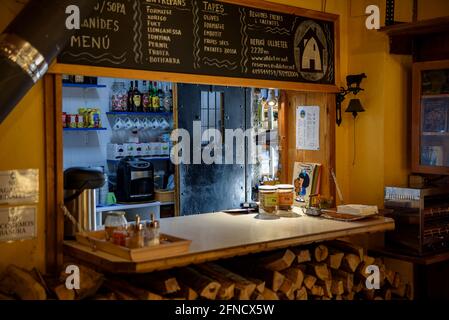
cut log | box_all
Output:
[105,278,163,300]
[335,295,343,300]
[0,265,47,300]
[352,280,363,294]
[310,285,324,297]
[209,264,256,300]
[93,292,117,300]
[59,264,104,300]
[332,270,354,294]
[363,255,376,266]
[279,278,296,300]
[405,284,413,300]
[172,268,221,300]
[374,296,384,300]
[246,277,265,294]
[317,279,332,298]
[362,288,375,300]
[342,292,355,300]
[294,248,312,264]
[0,292,15,300]
[385,269,396,286]
[341,253,361,273]
[314,245,329,262]
[391,281,406,298]
[250,292,265,300]
[259,249,296,271]
[260,288,279,300]
[307,263,330,281]
[281,267,304,288]
[194,264,235,300]
[392,272,401,289]
[53,284,76,300]
[356,262,370,279]
[279,277,294,293]
[296,286,308,300]
[303,275,317,290]
[382,288,392,301]
[251,267,285,292]
[331,279,345,296]
[131,272,180,295]
[327,240,364,260]
[326,251,344,270]
[168,284,198,300]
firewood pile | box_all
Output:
[0,240,413,300]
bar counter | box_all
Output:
[64,208,394,274]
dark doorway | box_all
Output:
[177,84,251,215]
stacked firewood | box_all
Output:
[97,240,412,301]
[0,240,413,300]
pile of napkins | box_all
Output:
[337,204,378,216]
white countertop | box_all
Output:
[65,207,395,273]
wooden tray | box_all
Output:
[75,230,191,262]
[320,209,379,222]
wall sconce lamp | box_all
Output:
[336,73,367,126]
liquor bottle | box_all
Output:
[157,83,165,112]
[152,81,160,112]
[163,85,173,112]
[148,81,154,112]
[142,80,151,112]
[127,81,134,112]
[133,80,142,112]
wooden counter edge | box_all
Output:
[64,219,394,274]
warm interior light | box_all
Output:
[267,89,277,106]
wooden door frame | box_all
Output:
[43,0,341,272]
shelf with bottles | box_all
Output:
[106,111,172,117]
[110,80,173,115]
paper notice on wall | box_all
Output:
[0,206,37,242]
[296,106,320,150]
[0,169,38,205]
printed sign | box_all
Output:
[0,206,37,242]
[296,106,320,150]
[0,169,39,205]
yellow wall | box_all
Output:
[0,0,448,272]
[0,0,46,273]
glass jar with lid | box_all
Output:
[104,211,128,241]
[277,184,295,211]
[110,82,128,111]
[258,185,278,215]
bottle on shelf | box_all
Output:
[127,81,134,112]
[157,83,165,112]
[163,85,173,112]
[152,81,160,112]
[142,80,151,113]
[133,80,143,112]
[148,81,154,113]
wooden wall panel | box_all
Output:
[281,91,336,201]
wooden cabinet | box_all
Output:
[412,60,449,174]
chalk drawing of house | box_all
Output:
[298,27,325,73]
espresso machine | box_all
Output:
[116,157,155,203]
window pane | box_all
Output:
[201,91,208,109]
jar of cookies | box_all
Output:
[259,185,278,215]
[277,184,295,211]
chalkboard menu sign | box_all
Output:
[59,0,336,85]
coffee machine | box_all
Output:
[116,157,155,203]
